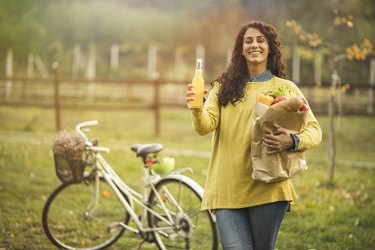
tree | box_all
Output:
[285,1,375,186]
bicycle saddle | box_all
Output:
[131,144,163,157]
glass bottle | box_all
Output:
[189,59,204,109]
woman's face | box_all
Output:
[242,27,269,69]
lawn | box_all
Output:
[0,106,374,249]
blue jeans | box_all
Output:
[215,201,289,250]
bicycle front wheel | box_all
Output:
[147,177,219,250]
[42,177,130,250]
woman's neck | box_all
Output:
[248,63,267,78]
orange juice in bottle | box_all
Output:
[189,58,204,109]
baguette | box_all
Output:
[271,97,304,112]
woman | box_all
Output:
[186,21,322,250]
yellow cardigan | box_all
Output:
[191,76,322,210]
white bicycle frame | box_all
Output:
[76,120,210,238]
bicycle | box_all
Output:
[42,120,219,250]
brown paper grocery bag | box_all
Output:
[251,102,308,183]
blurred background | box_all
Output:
[0,0,375,249]
[0,0,373,80]
[1,0,374,118]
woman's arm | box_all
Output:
[292,84,323,150]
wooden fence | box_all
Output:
[1,64,374,135]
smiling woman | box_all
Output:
[185,20,322,250]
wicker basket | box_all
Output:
[53,153,85,183]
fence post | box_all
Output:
[53,62,61,131]
[153,78,161,136]
[368,58,375,114]
[5,48,13,99]
[292,46,300,84]
[23,53,35,101]
[110,43,119,71]
[86,43,96,100]
[147,45,158,79]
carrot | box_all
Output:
[271,97,304,112]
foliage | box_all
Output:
[345,39,374,61]
[0,0,374,81]
[268,85,298,98]
[285,18,374,63]
[286,20,323,48]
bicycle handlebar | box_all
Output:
[76,120,98,138]
[75,120,110,153]
[90,146,110,154]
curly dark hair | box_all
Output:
[214,21,287,107]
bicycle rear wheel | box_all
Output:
[147,178,219,250]
[42,177,130,250]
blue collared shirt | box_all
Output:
[246,69,274,82]
[248,70,300,150]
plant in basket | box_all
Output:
[52,130,86,183]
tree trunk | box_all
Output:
[327,70,339,186]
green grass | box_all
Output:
[0,106,374,249]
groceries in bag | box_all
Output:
[251,86,309,183]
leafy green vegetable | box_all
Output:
[268,86,298,98]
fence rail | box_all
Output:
[1,67,374,135]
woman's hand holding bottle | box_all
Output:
[186,59,207,109]
[186,84,208,109]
